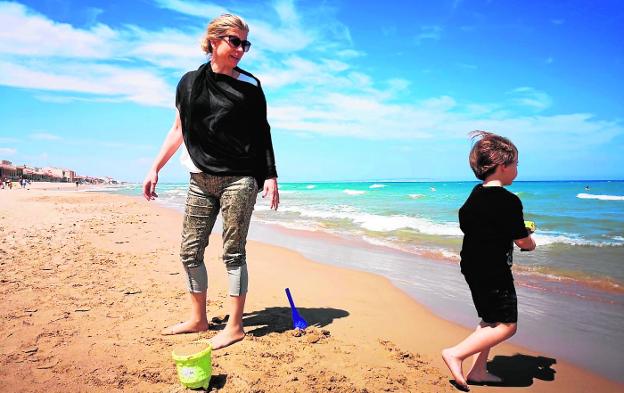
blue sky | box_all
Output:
[0,0,622,182]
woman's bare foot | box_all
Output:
[161,320,209,335]
[466,371,503,385]
[442,348,469,391]
[209,327,245,350]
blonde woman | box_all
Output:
[142,13,279,350]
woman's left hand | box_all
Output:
[262,177,279,210]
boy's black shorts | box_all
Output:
[466,279,518,324]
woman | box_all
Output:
[142,13,279,350]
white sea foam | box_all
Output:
[343,189,366,195]
[306,185,316,189]
[162,189,187,197]
[263,203,624,248]
[439,249,461,261]
[254,218,321,232]
[533,233,624,247]
[369,184,386,188]
[275,206,462,236]
[576,193,624,201]
[360,236,461,261]
[408,193,425,199]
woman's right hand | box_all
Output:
[143,169,159,201]
[142,110,184,201]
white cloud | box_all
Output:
[154,0,318,53]
[247,19,314,53]
[0,2,189,106]
[0,2,117,58]
[33,94,127,104]
[414,26,443,45]
[125,26,206,72]
[0,60,172,107]
[507,87,552,111]
[336,49,365,59]
[0,147,16,155]
[0,0,349,106]
[385,78,411,94]
[457,63,478,70]
[29,132,61,141]
[273,0,300,26]
[153,0,228,18]
[266,81,623,153]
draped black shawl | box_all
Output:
[176,62,277,187]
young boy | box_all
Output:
[442,131,536,391]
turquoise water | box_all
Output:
[103,180,624,292]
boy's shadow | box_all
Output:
[486,353,557,387]
[210,306,349,336]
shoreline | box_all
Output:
[1,189,622,392]
[5,181,100,191]
[250,217,624,296]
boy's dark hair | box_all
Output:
[468,130,518,180]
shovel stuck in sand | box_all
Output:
[285,288,308,330]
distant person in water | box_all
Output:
[584,185,590,191]
[442,131,536,391]
[142,13,279,350]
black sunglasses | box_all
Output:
[219,35,251,52]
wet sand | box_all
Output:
[0,189,621,392]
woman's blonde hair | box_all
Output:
[200,13,249,54]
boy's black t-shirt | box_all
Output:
[459,184,529,286]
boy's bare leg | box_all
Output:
[161,291,209,335]
[466,323,503,382]
[210,293,246,350]
[442,322,516,387]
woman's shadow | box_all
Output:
[485,353,557,387]
[210,306,350,336]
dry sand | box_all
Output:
[0,188,621,392]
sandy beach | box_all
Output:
[1,188,622,392]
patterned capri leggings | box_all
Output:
[180,173,258,296]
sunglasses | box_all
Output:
[219,35,251,52]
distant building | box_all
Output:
[16,165,35,180]
[1,159,116,184]
[0,160,17,180]
[42,167,68,182]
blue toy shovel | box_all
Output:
[285,288,308,330]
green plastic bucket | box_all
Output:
[172,341,212,389]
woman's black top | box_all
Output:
[176,62,277,187]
